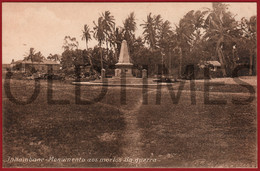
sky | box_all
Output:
[2,2,257,64]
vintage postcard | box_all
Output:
[2,2,257,168]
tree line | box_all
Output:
[24,3,257,78]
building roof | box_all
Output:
[12,60,23,64]
[12,59,60,65]
[206,61,221,67]
[2,64,10,68]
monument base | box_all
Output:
[115,68,133,77]
[115,64,134,78]
[106,77,144,84]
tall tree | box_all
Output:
[141,13,161,50]
[47,53,61,62]
[174,10,207,77]
[141,13,163,75]
[23,48,36,62]
[24,48,44,63]
[158,20,174,75]
[123,12,137,46]
[113,27,124,61]
[62,36,79,51]
[81,24,92,50]
[81,24,94,68]
[175,11,195,77]
[102,11,115,58]
[34,51,45,62]
[93,11,115,70]
[93,16,106,69]
[204,3,240,76]
[239,15,257,75]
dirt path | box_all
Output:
[67,86,156,167]
[118,88,157,167]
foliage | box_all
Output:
[140,13,162,49]
[81,24,92,49]
[237,15,257,75]
[23,48,45,62]
[123,12,137,50]
[47,54,61,61]
[203,3,241,76]
[62,36,79,51]
[23,5,256,79]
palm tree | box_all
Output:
[158,20,173,75]
[47,54,60,62]
[240,16,256,75]
[102,11,115,33]
[24,48,45,63]
[62,36,79,51]
[204,3,239,76]
[174,9,208,78]
[123,12,137,45]
[141,13,164,76]
[175,12,195,78]
[102,11,115,58]
[24,48,44,62]
[247,16,256,75]
[82,24,92,50]
[81,24,94,68]
[113,27,124,61]
[34,51,45,62]
[140,13,157,50]
[24,48,36,62]
[154,14,163,33]
[93,17,106,69]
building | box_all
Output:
[183,60,222,79]
[2,64,11,71]
[11,59,60,73]
[206,61,221,72]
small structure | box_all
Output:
[198,61,222,78]
[10,59,60,73]
[101,69,106,82]
[142,69,147,79]
[206,61,221,71]
[115,40,133,77]
[182,60,222,79]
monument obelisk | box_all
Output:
[115,40,133,77]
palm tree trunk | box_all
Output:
[249,49,253,75]
[169,50,172,76]
[217,48,227,77]
[179,47,182,78]
[216,37,227,77]
[106,40,109,60]
[254,48,257,74]
[231,47,235,73]
[100,41,103,70]
[86,41,94,70]
[220,49,228,74]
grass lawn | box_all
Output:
[2,78,257,168]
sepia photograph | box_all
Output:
[2,2,257,168]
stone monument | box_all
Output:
[115,40,133,77]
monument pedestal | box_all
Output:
[115,64,133,78]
